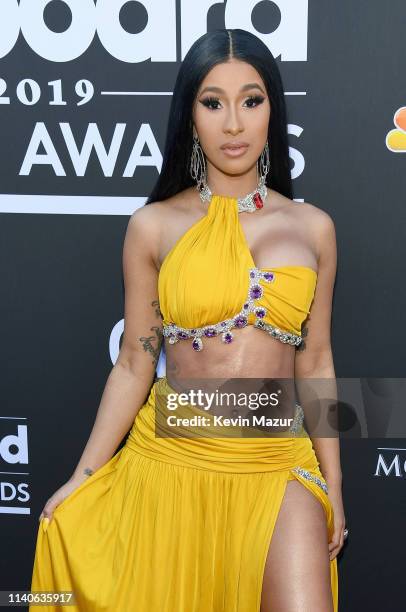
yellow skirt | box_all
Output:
[30,376,338,611]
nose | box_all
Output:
[223,104,244,135]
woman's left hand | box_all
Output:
[326,480,346,561]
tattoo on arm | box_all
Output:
[138,300,164,366]
[151,299,163,319]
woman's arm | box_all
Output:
[295,207,345,561]
[69,203,164,484]
[294,206,341,484]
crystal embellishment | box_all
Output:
[253,320,303,347]
[289,404,305,435]
[291,467,329,494]
[199,179,268,214]
[162,267,302,351]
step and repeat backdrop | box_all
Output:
[1,1,405,609]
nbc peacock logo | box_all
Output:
[386,107,406,152]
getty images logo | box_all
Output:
[0,0,309,63]
[0,418,30,515]
[375,446,406,478]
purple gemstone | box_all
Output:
[250,285,263,300]
[263,272,274,282]
[221,321,227,326]
[255,308,266,318]
[250,271,256,278]
[190,329,197,334]
[234,315,248,328]
[204,328,217,337]
[223,332,233,343]
[177,331,188,339]
[243,303,249,310]
[192,338,202,351]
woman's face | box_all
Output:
[192,58,271,177]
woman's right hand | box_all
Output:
[38,475,88,524]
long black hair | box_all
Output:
[146,28,292,205]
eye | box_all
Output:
[199,95,266,111]
[244,95,265,108]
[200,96,221,110]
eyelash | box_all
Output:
[200,95,265,110]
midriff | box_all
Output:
[165,324,297,400]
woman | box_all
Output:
[30,29,345,611]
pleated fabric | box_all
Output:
[158,195,318,336]
[30,376,338,612]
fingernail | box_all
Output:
[42,517,49,533]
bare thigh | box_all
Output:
[260,479,333,612]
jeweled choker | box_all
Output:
[198,177,268,213]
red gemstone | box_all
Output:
[253,193,263,209]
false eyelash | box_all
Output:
[200,95,265,110]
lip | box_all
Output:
[220,141,249,150]
[221,143,249,157]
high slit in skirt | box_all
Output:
[30,376,338,611]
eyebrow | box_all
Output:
[199,83,266,96]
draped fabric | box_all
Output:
[30,377,338,611]
[30,194,338,611]
[158,195,317,336]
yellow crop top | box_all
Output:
[158,194,318,351]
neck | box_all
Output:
[206,165,258,199]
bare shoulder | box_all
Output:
[298,200,335,233]
[271,189,334,229]
[282,191,335,239]
[124,201,163,268]
[295,199,337,264]
[268,189,336,262]
[125,188,195,264]
[131,187,194,227]
[127,199,164,234]
[150,187,196,216]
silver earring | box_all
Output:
[190,133,207,194]
[257,140,270,186]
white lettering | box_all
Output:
[20,122,66,176]
[20,122,163,177]
[0,0,308,62]
[96,0,176,63]
[375,454,403,477]
[124,123,162,177]
[61,122,126,177]
[225,0,308,61]
[20,0,96,63]
[0,0,19,59]
[0,425,28,464]
[288,124,305,180]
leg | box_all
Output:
[260,479,334,612]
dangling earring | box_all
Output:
[257,140,270,186]
[190,132,208,196]
[190,133,271,212]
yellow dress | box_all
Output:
[30,194,338,611]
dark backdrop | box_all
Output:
[1,1,405,609]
